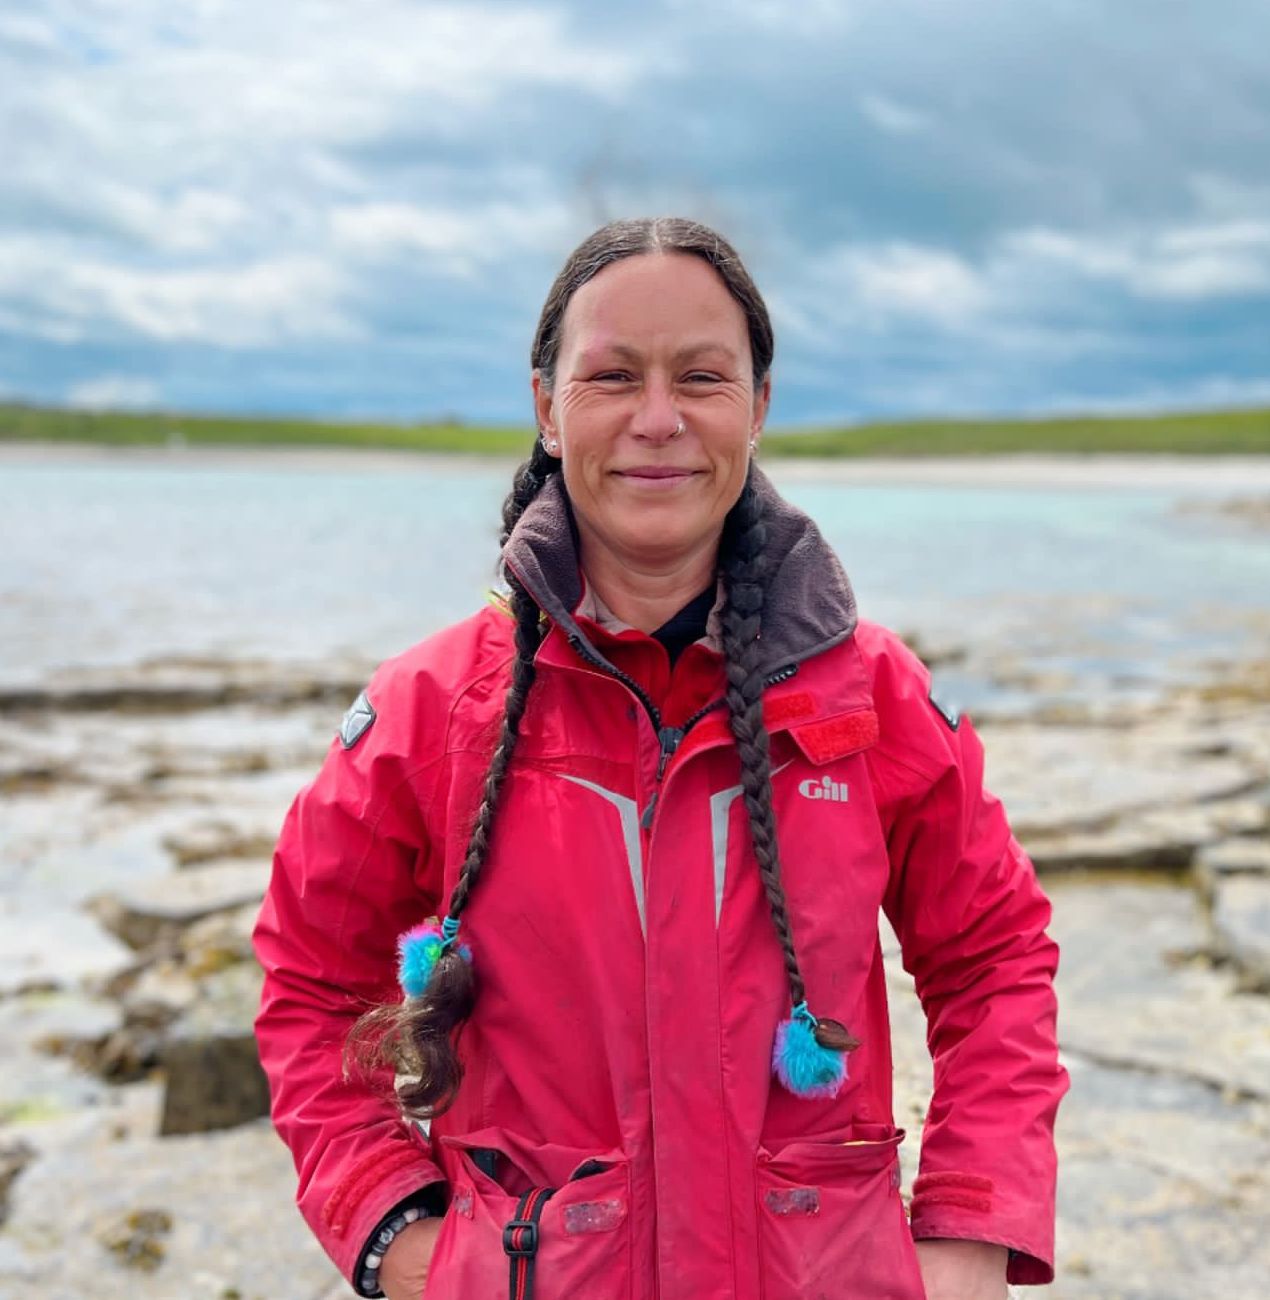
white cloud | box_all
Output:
[330,198,575,275]
[0,237,355,346]
[669,0,856,35]
[0,12,59,51]
[785,214,1270,357]
[66,375,161,410]
[1004,221,1270,300]
[849,244,988,321]
[0,1,656,349]
[794,241,991,334]
[858,93,931,136]
[1009,374,1270,416]
[2,0,1268,420]
[1188,172,1270,222]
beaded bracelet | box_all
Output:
[356,1204,430,1298]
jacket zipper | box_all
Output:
[654,662,801,776]
[566,633,798,819]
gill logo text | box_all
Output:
[798,775,849,803]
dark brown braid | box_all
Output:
[346,445,556,1116]
[719,475,859,1055]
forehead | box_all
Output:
[559,252,748,356]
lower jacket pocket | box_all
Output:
[756,1124,926,1300]
[423,1128,633,1300]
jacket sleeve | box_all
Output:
[252,673,447,1285]
[867,633,1069,1286]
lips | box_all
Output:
[615,466,700,479]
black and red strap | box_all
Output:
[502,1185,556,1300]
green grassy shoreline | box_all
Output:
[3,402,1269,456]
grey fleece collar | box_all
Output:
[500,466,858,677]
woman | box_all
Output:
[254,218,1068,1300]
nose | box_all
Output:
[629,373,680,443]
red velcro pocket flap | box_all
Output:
[789,709,879,765]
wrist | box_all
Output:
[354,1183,446,1298]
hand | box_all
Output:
[379,1216,444,1300]
[913,1238,1008,1300]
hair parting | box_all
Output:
[532,216,774,393]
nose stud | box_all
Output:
[672,420,686,439]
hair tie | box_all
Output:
[773,1000,849,1099]
[397,916,473,999]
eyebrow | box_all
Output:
[586,341,741,366]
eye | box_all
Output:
[591,370,634,384]
[683,371,723,385]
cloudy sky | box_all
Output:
[2,0,1268,425]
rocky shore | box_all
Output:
[1,645,1268,1300]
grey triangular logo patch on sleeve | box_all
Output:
[339,689,376,749]
[928,688,961,732]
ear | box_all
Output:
[750,373,772,444]
[531,370,559,453]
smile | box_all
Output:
[614,467,702,484]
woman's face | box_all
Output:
[533,252,770,571]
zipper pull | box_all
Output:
[656,726,684,781]
[640,793,658,830]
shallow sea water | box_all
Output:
[2,453,1268,708]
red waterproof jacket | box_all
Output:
[254,470,1068,1299]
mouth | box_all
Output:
[613,466,702,482]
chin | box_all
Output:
[617,521,711,559]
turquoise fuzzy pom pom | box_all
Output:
[397,920,472,999]
[773,1006,848,1099]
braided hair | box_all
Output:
[720,477,859,1060]
[346,440,559,1115]
[350,218,849,1118]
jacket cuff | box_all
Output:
[909,1174,1054,1286]
[353,1183,449,1297]
[320,1147,447,1284]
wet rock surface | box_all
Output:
[1211,877,1270,993]
[1,637,1268,1297]
[90,861,269,950]
[3,1121,339,1299]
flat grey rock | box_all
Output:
[0,904,134,997]
[1197,835,1270,879]
[161,816,279,868]
[1048,1052,1270,1299]
[883,890,1270,1298]
[159,962,270,1135]
[979,720,1259,839]
[1048,879,1270,1099]
[1211,876,1270,992]
[2,1121,341,1299]
[91,862,269,950]
[177,900,261,972]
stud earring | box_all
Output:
[541,433,559,453]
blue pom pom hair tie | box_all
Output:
[773,1000,852,1100]
[397,915,473,1000]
